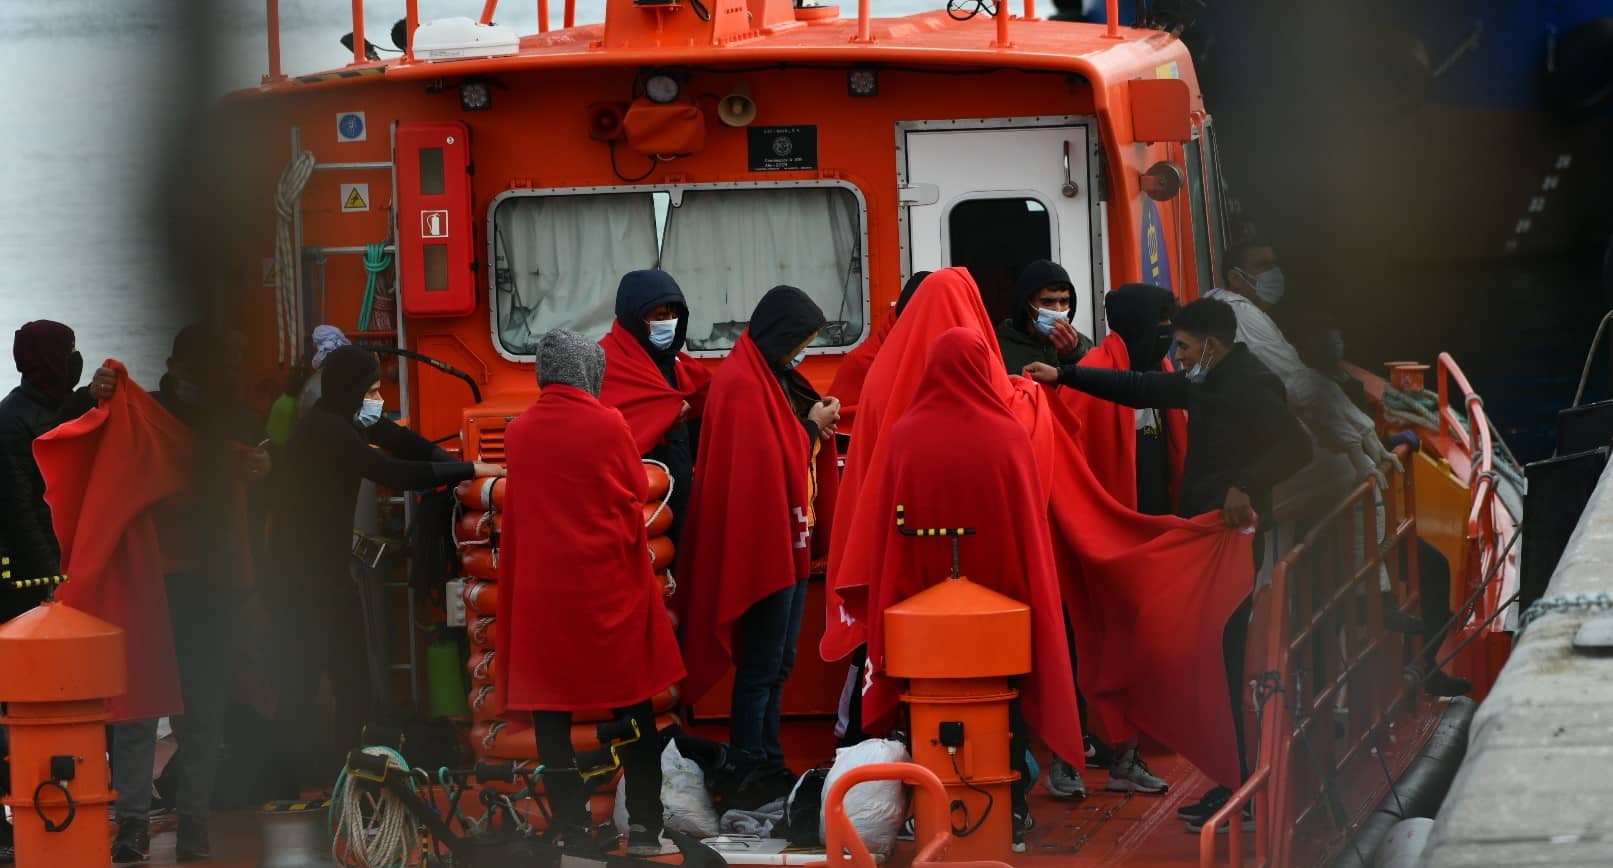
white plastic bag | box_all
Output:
[819,738,911,853]
[614,740,722,839]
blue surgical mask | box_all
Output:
[1186,347,1213,384]
[1034,307,1065,336]
[354,397,384,428]
[1251,267,1286,305]
[173,378,200,405]
[646,319,679,351]
[786,348,807,370]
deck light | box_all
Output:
[645,73,682,104]
[460,79,492,111]
[848,67,879,97]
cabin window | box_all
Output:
[492,185,866,356]
[1185,137,1214,293]
[947,197,1054,325]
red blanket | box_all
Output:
[676,333,840,704]
[494,384,684,712]
[823,317,894,437]
[823,268,1001,663]
[36,361,186,722]
[1060,332,1187,512]
[599,322,712,454]
[861,328,1083,765]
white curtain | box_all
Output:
[662,188,863,350]
[494,193,658,354]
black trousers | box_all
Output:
[1009,695,1030,818]
[267,579,371,795]
[533,700,660,836]
[1220,528,1268,784]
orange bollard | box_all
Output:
[885,576,1031,863]
[0,602,126,868]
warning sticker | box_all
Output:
[261,258,278,287]
[341,183,370,213]
[421,210,449,239]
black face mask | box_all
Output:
[64,351,84,391]
[1151,326,1175,366]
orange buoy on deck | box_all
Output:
[0,602,126,868]
[885,576,1031,863]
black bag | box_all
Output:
[784,764,834,848]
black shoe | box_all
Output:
[112,819,151,863]
[1423,669,1472,698]
[1185,802,1253,833]
[1011,811,1034,854]
[176,815,211,862]
[1176,786,1231,821]
[552,823,606,856]
[0,842,14,865]
[1083,734,1116,770]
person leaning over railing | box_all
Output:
[1023,296,1314,832]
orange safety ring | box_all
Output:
[465,580,499,616]
[468,649,496,681]
[643,503,673,537]
[455,476,506,512]
[469,615,496,646]
[647,535,674,571]
[461,546,498,579]
[644,461,670,503]
[456,511,502,543]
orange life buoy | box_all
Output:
[654,570,675,598]
[461,546,498,579]
[465,580,498,616]
[469,615,496,646]
[455,476,506,512]
[470,682,497,713]
[644,462,670,503]
[643,503,673,537]
[456,511,502,543]
[468,649,496,681]
[647,535,674,570]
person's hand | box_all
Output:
[1049,318,1080,354]
[1222,486,1255,528]
[809,397,841,433]
[89,366,117,402]
[1347,447,1388,490]
[1021,362,1059,386]
[1363,431,1404,476]
[473,462,506,478]
[678,400,691,423]
[244,447,271,481]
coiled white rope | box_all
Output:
[330,746,416,868]
[275,150,317,365]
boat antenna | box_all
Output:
[895,505,976,580]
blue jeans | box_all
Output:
[731,579,809,765]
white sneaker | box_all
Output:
[1045,757,1087,800]
[1106,748,1168,794]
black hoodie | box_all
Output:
[995,259,1094,373]
[1104,283,1179,373]
[748,286,829,440]
[613,270,700,544]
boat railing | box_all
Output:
[1202,445,1425,868]
[262,0,1128,81]
[1435,352,1514,638]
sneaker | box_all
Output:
[1011,811,1034,854]
[897,817,916,841]
[176,815,210,862]
[1177,786,1231,820]
[112,819,151,863]
[1045,757,1087,800]
[1106,747,1168,794]
[625,825,678,857]
[1185,802,1254,833]
[1423,669,1472,698]
[1083,734,1116,770]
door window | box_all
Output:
[947,196,1054,325]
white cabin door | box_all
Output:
[899,119,1104,340]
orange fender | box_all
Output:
[455,476,506,512]
[647,535,675,571]
[643,503,673,537]
[461,546,498,579]
[465,580,498,616]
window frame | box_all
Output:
[486,179,871,362]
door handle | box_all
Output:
[1062,141,1079,198]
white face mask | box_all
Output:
[1034,307,1066,336]
[646,318,679,350]
[1240,267,1286,305]
[786,348,807,370]
[354,397,385,428]
[1186,347,1214,383]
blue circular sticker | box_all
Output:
[338,113,365,141]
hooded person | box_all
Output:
[1063,284,1188,515]
[0,321,115,621]
[677,286,841,767]
[995,259,1095,375]
[495,329,684,857]
[825,271,930,438]
[265,345,499,796]
[859,327,1083,851]
[598,270,713,546]
[294,324,352,419]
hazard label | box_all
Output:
[261,258,277,287]
[421,210,449,239]
[341,183,370,213]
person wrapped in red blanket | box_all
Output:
[678,286,840,768]
[824,270,928,438]
[495,329,685,857]
[859,327,1082,852]
[599,270,712,546]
